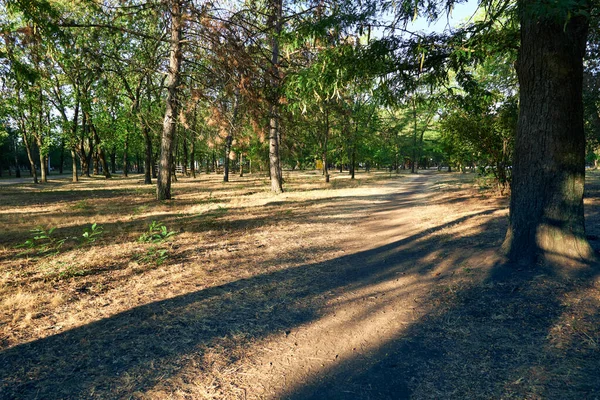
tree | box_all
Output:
[501,0,594,264]
[157,0,183,200]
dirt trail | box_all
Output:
[239,172,508,399]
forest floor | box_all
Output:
[0,169,599,399]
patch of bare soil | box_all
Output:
[0,170,598,399]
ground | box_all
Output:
[0,169,599,399]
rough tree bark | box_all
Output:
[157,0,183,200]
[268,0,284,193]
[502,2,593,264]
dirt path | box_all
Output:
[238,172,510,399]
[1,171,598,399]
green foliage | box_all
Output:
[16,226,65,256]
[136,246,169,266]
[138,221,176,244]
[16,223,104,256]
[80,223,103,245]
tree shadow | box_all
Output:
[285,262,600,399]
[1,172,598,399]
[0,210,506,399]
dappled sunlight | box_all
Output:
[2,171,599,398]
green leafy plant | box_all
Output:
[138,221,176,244]
[80,223,103,245]
[16,226,66,256]
[136,246,169,266]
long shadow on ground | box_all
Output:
[287,264,600,399]
[2,173,599,399]
[1,208,502,399]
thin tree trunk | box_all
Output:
[21,131,38,184]
[36,138,47,183]
[502,4,593,264]
[143,127,152,184]
[157,0,183,200]
[190,139,196,178]
[224,89,240,183]
[88,120,111,178]
[224,135,232,182]
[71,149,78,182]
[239,152,244,177]
[93,150,99,175]
[191,104,197,178]
[268,0,284,193]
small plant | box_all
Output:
[57,264,87,280]
[138,221,176,244]
[135,246,169,266]
[72,199,92,211]
[16,226,66,256]
[80,223,103,245]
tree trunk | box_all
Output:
[71,149,78,182]
[143,127,152,184]
[323,108,330,183]
[502,5,593,264]
[182,136,188,176]
[157,0,183,200]
[190,139,196,178]
[239,152,244,177]
[268,0,284,193]
[89,121,110,179]
[21,131,38,184]
[224,134,232,182]
[36,138,47,183]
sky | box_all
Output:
[408,0,481,33]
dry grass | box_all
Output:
[0,169,599,399]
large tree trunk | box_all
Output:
[502,5,593,264]
[157,0,183,200]
[268,0,284,193]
